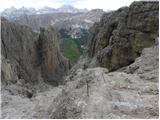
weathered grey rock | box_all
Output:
[1,86,63,119]
[1,17,40,84]
[2,44,158,119]
[120,44,159,83]
[1,1,159,119]
[1,17,70,86]
[1,56,18,85]
[38,27,70,85]
[50,45,158,119]
[86,1,159,71]
[1,17,70,118]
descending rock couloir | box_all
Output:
[86,1,159,71]
[1,17,70,86]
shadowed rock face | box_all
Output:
[1,1,159,119]
[38,27,70,85]
[87,1,159,71]
[1,17,40,85]
[1,17,70,86]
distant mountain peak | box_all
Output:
[57,5,88,13]
[1,5,89,19]
[60,5,74,8]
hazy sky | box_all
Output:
[0,0,136,12]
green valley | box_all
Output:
[61,37,81,64]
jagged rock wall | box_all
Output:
[38,27,70,85]
[1,1,159,119]
[86,1,159,71]
[1,17,40,85]
[1,17,70,86]
[47,1,159,119]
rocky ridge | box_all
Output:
[1,17,70,90]
[86,1,159,71]
[15,9,104,35]
[1,5,89,20]
[1,1,159,119]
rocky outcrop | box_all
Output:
[38,27,70,85]
[1,17,40,85]
[49,44,159,119]
[1,85,63,118]
[1,17,70,87]
[1,1,159,119]
[86,1,159,71]
[2,42,158,119]
[46,1,159,119]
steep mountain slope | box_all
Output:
[47,1,159,119]
[1,1,159,119]
[1,17,70,118]
[1,17,70,87]
[15,9,104,32]
[2,42,158,119]
[2,8,105,64]
[85,1,159,71]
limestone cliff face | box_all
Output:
[37,27,70,85]
[1,17,40,85]
[1,17,70,86]
[1,1,159,119]
[86,1,159,71]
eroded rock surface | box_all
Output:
[1,18,70,118]
[1,17,70,86]
[1,86,63,119]
[1,1,159,119]
[50,45,158,119]
[86,1,159,71]
[37,27,70,85]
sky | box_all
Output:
[0,0,136,12]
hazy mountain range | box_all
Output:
[1,5,105,64]
[1,1,159,119]
[1,5,89,20]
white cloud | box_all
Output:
[0,0,136,12]
[72,0,135,11]
[0,0,62,11]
